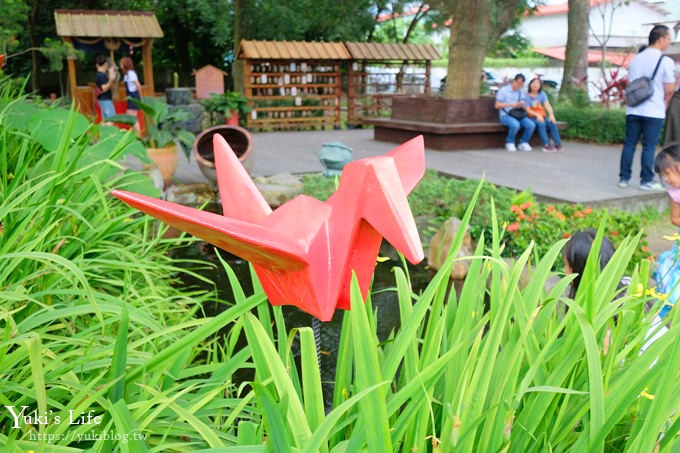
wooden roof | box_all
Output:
[239,40,351,60]
[344,42,440,61]
[54,10,163,38]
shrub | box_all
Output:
[554,104,627,144]
[503,199,654,270]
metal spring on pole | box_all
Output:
[312,317,321,371]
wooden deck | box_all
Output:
[168,128,667,213]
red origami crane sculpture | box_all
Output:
[113,135,425,321]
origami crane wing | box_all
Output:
[112,190,309,272]
[212,134,272,223]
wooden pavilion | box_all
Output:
[238,40,351,131]
[344,42,439,127]
[54,10,163,117]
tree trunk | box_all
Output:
[232,0,246,93]
[561,0,590,96]
[28,0,41,93]
[443,0,522,99]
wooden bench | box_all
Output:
[363,96,566,151]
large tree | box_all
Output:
[431,0,531,99]
[561,0,590,99]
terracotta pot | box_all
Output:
[146,145,179,183]
[192,125,253,188]
[225,110,239,126]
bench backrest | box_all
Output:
[391,96,498,123]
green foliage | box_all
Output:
[132,97,196,155]
[39,38,83,73]
[484,56,551,68]
[555,104,627,144]
[201,91,252,125]
[503,198,654,271]
[0,0,28,55]
[486,30,532,58]
[227,183,679,451]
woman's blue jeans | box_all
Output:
[533,118,562,146]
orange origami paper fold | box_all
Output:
[113,134,425,321]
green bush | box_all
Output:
[554,104,627,144]
[503,199,654,270]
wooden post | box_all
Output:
[142,38,155,96]
[425,60,431,95]
[347,61,355,127]
[243,57,253,129]
[64,37,78,106]
[334,62,341,129]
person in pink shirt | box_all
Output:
[655,143,680,226]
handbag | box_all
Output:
[624,56,664,107]
[508,107,527,120]
[507,90,527,120]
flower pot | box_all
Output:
[146,145,179,184]
[192,125,253,189]
[225,110,239,126]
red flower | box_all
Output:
[546,205,555,212]
[563,232,571,238]
[520,201,533,210]
[583,207,593,215]
[642,246,650,252]
[511,205,522,214]
[573,211,584,218]
[612,230,619,236]
[507,222,520,232]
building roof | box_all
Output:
[239,40,351,60]
[193,64,228,75]
[54,10,163,38]
[534,46,634,66]
[344,42,440,61]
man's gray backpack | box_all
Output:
[624,56,664,107]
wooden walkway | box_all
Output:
[173,128,668,213]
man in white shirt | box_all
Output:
[619,25,675,191]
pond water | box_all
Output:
[171,239,433,408]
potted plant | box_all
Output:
[131,97,196,185]
[201,91,252,126]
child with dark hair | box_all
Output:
[563,228,616,298]
[563,228,669,353]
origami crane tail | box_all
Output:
[386,135,426,194]
[212,134,272,223]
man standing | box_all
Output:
[495,73,536,152]
[619,25,675,190]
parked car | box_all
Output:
[439,70,500,95]
[542,79,560,90]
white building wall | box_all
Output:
[519,0,669,50]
